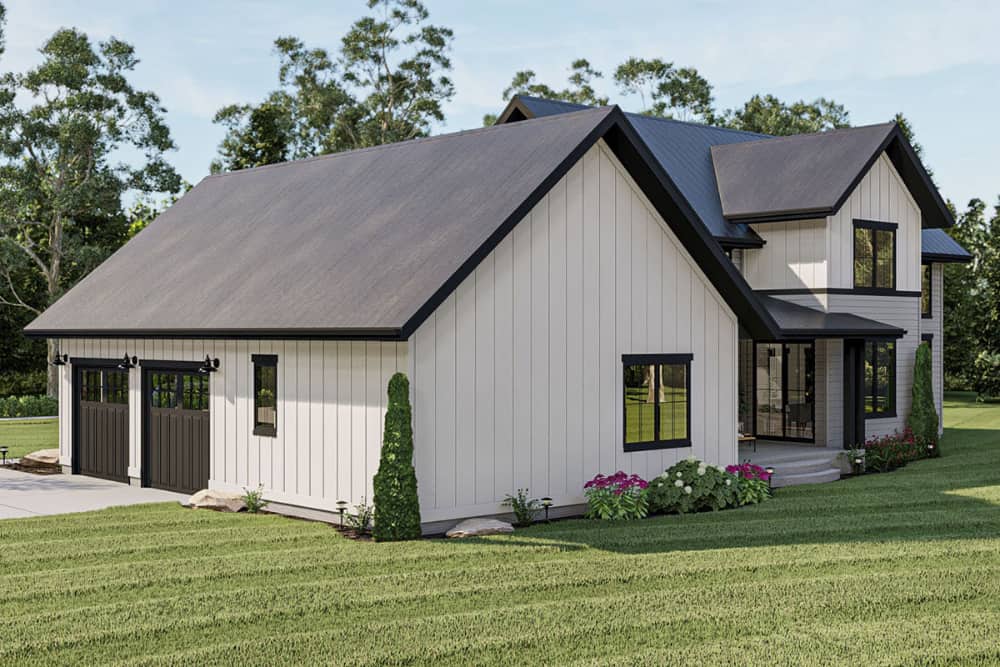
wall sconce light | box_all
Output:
[117,354,138,370]
[198,355,220,374]
[1,446,8,465]
[50,353,68,366]
[541,497,553,522]
[336,500,348,524]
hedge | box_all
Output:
[0,395,58,418]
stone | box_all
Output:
[445,518,514,538]
[187,489,246,513]
[19,449,60,468]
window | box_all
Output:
[105,370,129,404]
[921,264,932,318]
[253,354,278,437]
[864,341,896,418]
[922,333,933,351]
[854,220,896,291]
[623,354,691,451]
[80,369,103,402]
[181,374,209,411]
[150,373,178,408]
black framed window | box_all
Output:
[105,370,129,404]
[80,369,103,402]
[921,264,932,318]
[864,341,896,418]
[854,220,896,291]
[150,373,178,408]
[253,354,278,437]
[181,374,209,411]
[623,354,692,451]
[922,333,933,351]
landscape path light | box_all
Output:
[336,500,348,524]
[1,446,7,465]
[541,497,553,522]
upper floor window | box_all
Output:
[921,264,932,318]
[853,220,896,291]
[864,341,896,418]
[253,354,278,437]
[623,354,691,451]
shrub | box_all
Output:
[583,471,649,520]
[0,395,58,418]
[502,489,541,527]
[908,342,938,444]
[372,372,422,541]
[648,457,739,514]
[346,500,374,536]
[241,485,269,513]
[972,351,1000,401]
[862,428,927,472]
[0,371,47,397]
[724,463,772,506]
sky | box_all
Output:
[4,0,999,210]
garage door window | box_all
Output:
[182,374,209,411]
[253,354,278,437]
[81,369,103,402]
[105,370,129,404]
[150,373,178,408]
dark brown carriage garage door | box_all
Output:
[74,364,130,482]
[143,365,210,495]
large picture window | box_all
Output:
[864,341,896,418]
[623,354,691,451]
[921,264,932,318]
[253,354,278,437]
[854,220,896,291]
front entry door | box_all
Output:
[754,342,815,441]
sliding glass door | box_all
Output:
[753,342,815,441]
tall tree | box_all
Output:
[0,28,181,395]
[482,59,607,125]
[613,57,713,121]
[211,0,454,172]
[715,94,850,135]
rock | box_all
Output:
[446,518,514,538]
[19,449,60,468]
[187,489,246,513]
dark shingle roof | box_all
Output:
[759,295,905,339]
[711,123,897,221]
[922,228,973,263]
[505,95,766,247]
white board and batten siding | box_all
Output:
[409,141,739,524]
[742,218,828,291]
[55,338,406,510]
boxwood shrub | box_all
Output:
[0,395,58,418]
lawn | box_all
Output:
[0,418,57,460]
[1,394,999,665]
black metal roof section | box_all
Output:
[922,228,973,263]
[758,295,905,340]
[711,123,955,229]
[502,95,767,248]
[26,106,781,341]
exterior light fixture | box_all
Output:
[117,354,137,370]
[765,466,775,492]
[336,500,348,524]
[852,456,863,475]
[198,355,220,374]
[541,497,553,522]
[1,446,7,465]
[50,353,68,366]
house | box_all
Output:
[25,98,972,531]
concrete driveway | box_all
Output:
[0,467,187,519]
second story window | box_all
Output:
[921,264,932,318]
[853,220,896,291]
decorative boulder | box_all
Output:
[19,449,60,469]
[446,518,514,538]
[187,489,246,513]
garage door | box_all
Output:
[144,367,210,495]
[74,365,129,482]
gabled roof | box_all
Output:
[26,106,781,340]
[758,295,905,340]
[500,95,766,248]
[922,228,973,263]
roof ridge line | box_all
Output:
[710,121,897,150]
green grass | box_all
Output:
[0,418,58,460]
[1,393,999,665]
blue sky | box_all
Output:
[5,0,998,210]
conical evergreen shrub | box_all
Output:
[372,372,422,541]
[907,341,939,448]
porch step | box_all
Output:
[772,467,841,488]
[765,456,840,476]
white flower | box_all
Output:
[674,479,683,488]
[683,485,692,494]
[676,472,683,478]
[697,467,706,476]
[725,479,732,486]
[686,455,697,463]
[658,482,664,488]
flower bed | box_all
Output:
[583,471,649,520]
[862,427,935,473]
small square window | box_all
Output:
[253,355,278,437]
[623,354,692,451]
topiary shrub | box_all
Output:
[372,372,421,541]
[907,342,939,444]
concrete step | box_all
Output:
[772,467,841,488]
[763,456,840,476]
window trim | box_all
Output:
[921,263,932,319]
[864,340,896,419]
[622,353,693,452]
[853,219,897,294]
[252,354,278,437]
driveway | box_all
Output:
[0,467,187,519]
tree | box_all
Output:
[715,94,850,135]
[908,342,938,443]
[482,59,607,125]
[372,372,421,541]
[0,28,181,395]
[211,0,454,171]
[613,57,713,121]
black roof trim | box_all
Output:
[921,252,973,264]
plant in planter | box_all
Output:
[583,471,649,520]
[502,489,542,527]
[649,457,739,514]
